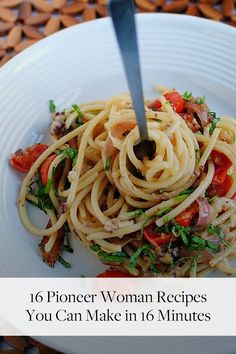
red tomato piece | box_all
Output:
[96,270,131,278]
[164,91,184,113]
[231,192,236,201]
[148,91,184,113]
[208,175,233,198]
[143,223,174,246]
[211,150,232,186]
[10,144,48,173]
[40,154,57,186]
[175,202,199,227]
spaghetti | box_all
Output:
[10,89,236,277]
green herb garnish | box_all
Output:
[62,245,74,253]
[71,104,84,117]
[90,244,101,252]
[58,256,71,268]
[129,244,152,268]
[105,157,112,171]
[182,91,192,101]
[61,148,78,166]
[174,188,195,203]
[207,224,229,247]
[156,206,173,217]
[127,209,144,218]
[209,112,220,135]
[163,216,170,224]
[196,96,206,105]
[49,99,56,113]
[98,251,129,263]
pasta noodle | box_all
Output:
[11,90,236,277]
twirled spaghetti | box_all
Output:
[11,89,236,277]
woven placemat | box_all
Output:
[0,0,236,67]
[0,0,236,352]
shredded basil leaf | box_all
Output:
[62,245,74,253]
[163,216,170,224]
[49,99,56,113]
[174,188,195,202]
[209,112,220,135]
[58,256,71,268]
[105,157,112,171]
[129,244,152,268]
[156,206,173,217]
[90,244,101,252]
[98,251,128,263]
[207,224,229,247]
[61,148,78,166]
[127,209,144,218]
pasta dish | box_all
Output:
[10,89,236,277]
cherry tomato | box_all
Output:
[40,154,57,186]
[148,91,184,113]
[208,175,233,198]
[10,144,48,173]
[211,150,232,186]
[143,223,174,246]
[96,270,131,278]
[175,202,199,227]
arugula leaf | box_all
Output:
[209,112,220,135]
[182,91,192,101]
[172,223,190,245]
[127,209,144,218]
[49,99,56,113]
[43,166,56,194]
[196,96,206,105]
[28,172,54,211]
[105,157,112,171]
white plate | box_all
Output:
[0,13,236,352]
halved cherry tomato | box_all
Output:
[148,91,184,113]
[10,144,48,173]
[211,150,232,186]
[175,201,199,227]
[96,270,131,277]
[40,154,57,186]
[143,223,174,246]
[208,175,233,198]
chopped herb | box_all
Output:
[129,244,152,268]
[196,96,206,105]
[155,118,162,122]
[62,245,74,253]
[174,188,195,202]
[61,148,78,166]
[163,216,170,224]
[149,263,160,273]
[105,157,112,171]
[170,255,198,270]
[49,99,56,113]
[156,206,173,217]
[207,224,229,247]
[182,91,192,101]
[43,166,56,194]
[98,251,128,263]
[127,209,144,218]
[28,172,54,212]
[90,244,101,252]
[171,223,190,246]
[209,112,220,135]
[71,104,84,118]
[158,188,166,193]
[58,256,71,268]
[188,235,218,252]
